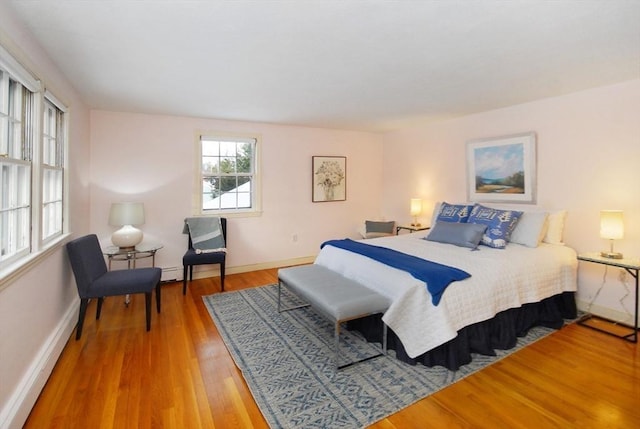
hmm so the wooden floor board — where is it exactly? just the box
[24,268,640,428]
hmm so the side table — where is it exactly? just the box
[396,225,430,235]
[103,242,163,305]
[577,252,639,343]
[103,241,163,270]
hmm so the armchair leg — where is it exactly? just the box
[76,298,89,340]
[156,283,161,313]
[220,262,225,292]
[145,292,152,331]
[96,297,104,319]
[182,265,188,295]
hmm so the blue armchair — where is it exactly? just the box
[66,234,162,340]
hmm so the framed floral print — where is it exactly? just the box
[312,156,346,202]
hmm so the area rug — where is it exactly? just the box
[203,285,558,429]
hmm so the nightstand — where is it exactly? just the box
[396,225,430,235]
[577,252,639,343]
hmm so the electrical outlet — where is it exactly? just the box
[292,234,298,243]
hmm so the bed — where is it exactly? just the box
[315,205,578,370]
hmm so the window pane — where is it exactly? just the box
[0,162,31,261]
[41,100,64,241]
[200,136,257,213]
[236,143,252,173]
[201,140,219,156]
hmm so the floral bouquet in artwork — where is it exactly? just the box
[315,160,345,201]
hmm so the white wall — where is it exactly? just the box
[89,111,384,277]
[381,79,640,318]
[0,3,91,428]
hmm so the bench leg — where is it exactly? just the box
[382,323,388,355]
[335,322,341,371]
[277,279,311,313]
[335,317,387,371]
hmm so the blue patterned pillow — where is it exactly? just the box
[468,204,523,249]
[436,202,473,223]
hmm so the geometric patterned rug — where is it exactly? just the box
[203,285,557,429]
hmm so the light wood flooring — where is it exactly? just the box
[25,269,640,428]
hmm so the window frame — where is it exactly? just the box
[196,132,262,217]
[40,94,66,244]
[0,43,70,285]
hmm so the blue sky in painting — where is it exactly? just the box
[474,143,524,179]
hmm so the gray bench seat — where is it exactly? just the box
[277,264,390,370]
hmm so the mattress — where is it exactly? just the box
[314,232,577,358]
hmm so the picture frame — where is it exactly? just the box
[466,132,537,204]
[312,156,346,202]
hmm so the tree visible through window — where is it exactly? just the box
[200,136,258,212]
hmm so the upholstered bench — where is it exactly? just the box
[277,264,390,370]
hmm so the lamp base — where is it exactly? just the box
[111,225,143,250]
[601,250,623,259]
[411,222,422,227]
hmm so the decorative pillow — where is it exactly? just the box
[425,221,487,249]
[510,211,549,248]
[430,201,442,226]
[467,204,523,249]
[543,210,567,245]
[365,220,395,239]
[436,202,473,223]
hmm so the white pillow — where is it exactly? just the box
[510,211,549,247]
[543,210,567,245]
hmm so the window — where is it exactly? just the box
[0,70,33,265]
[199,135,260,214]
[0,44,68,273]
[41,98,65,241]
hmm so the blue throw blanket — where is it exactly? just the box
[321,239,470,306]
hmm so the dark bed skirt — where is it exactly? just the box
[347,291,577,371]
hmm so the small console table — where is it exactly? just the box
[577,252,639,343]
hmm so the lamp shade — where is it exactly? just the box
[600,210,624,240]
[410,198,422,216]
[109,202,145,226]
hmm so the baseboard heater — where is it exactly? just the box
[161,266,182,283]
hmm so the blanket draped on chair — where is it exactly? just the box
[184,217,226,253]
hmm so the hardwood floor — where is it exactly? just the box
[25,269,639,428]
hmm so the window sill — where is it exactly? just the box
[0,233,72,292]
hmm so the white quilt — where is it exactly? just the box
[314,232,577,358]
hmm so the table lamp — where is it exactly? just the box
[109,202,145,250]
[410,198,422,227]
[600,210,623,259]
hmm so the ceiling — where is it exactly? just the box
[7,0,640,132]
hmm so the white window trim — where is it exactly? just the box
[0,44,41,92]
[194,131,262,217]
[0,44,69,287]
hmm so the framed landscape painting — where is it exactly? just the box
[312,156,346,202]
[466,132,537,204]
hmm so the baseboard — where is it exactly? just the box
[190,255,316,281]
[0,300,79,429]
